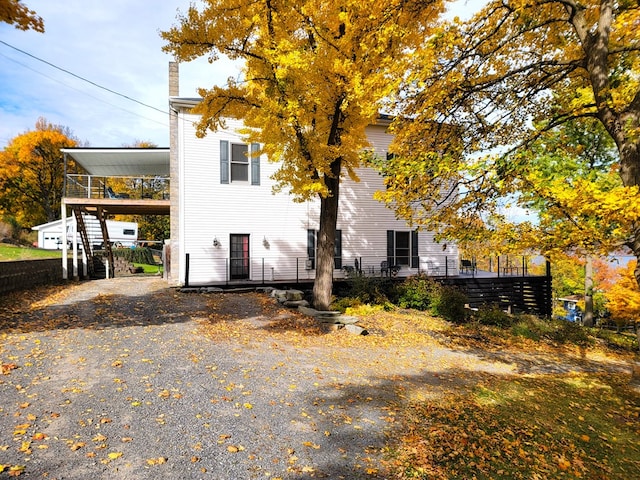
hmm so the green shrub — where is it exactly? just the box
[397,274,439,310]
[340,275,395,306]
[113,246,155,265]
[331,296,362,313]
[431,285,469,324]
[475,304,513,327]
[510,320,541,341]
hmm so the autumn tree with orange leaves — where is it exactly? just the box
[0,118,78,226]
[161,0,447,310]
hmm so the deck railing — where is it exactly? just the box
[65,174,170,200]
[182,253,546,286]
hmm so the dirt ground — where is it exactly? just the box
[0,277,633,479]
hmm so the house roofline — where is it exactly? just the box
[169,96,394,126]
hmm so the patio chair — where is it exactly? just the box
[460,259,476,274]
[381,260,400,277]
[425,260,441,276]
[380,260,389,276]
[106,186,130,199]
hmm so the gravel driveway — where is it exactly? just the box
[1,277,627,479]
[1,278,398,479]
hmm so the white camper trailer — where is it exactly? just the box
[33,216,138,250]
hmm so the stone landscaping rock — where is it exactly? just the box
[298,305,318,316]
[271,288,305,303]
[283,299,310,308]
[285,289,304,301]
[345,324,368,335]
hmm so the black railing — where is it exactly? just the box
[181,254,546,286]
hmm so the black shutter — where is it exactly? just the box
[411,230,419,268]
[307,229,316,269]
[334,229,342,270]
[220,140,229,184]
[251,143,260,185]
[387,230,394,265]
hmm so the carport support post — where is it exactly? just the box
[72,217,79,280]
[61,202,68,280]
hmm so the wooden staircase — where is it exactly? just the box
[71,207,115,279]
[71,207,96,278]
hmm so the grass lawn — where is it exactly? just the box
[388,371,639,479]
[132,262,163,274]
[0,245,164,275]
[0,243,62,261]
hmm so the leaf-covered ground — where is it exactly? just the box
[1,278,638,479]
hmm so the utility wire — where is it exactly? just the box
[0,50,169,129]
[0,39,169,116]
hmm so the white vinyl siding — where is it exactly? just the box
[175,113,459,285]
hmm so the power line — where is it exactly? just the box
[0,39,169,116]
[0,51,169,130]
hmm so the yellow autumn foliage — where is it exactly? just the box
[162,0,446,201]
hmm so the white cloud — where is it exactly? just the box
[0,0,240,148]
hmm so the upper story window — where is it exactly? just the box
[231,144,249,181]
[220,140,260,185]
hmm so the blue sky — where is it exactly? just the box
[0,0,240,148]
[0,0,484,150]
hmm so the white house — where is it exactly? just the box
[58,63,458,286]
[167,98,459,286]
[33,215,138,250]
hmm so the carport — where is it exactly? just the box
[60,148,170,280]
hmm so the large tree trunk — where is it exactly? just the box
[312,158,341,311]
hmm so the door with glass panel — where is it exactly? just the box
[230,234,250,279]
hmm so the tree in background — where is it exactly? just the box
[112,141,170,243]
[605,260,640,347]
[138,215,170,243]
[162,0,446,310]
[0,118,78,227]
[382,0,640,287]
[0,0,43,31]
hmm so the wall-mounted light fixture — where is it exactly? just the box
[213,237,221,247]
[263,236,270,249]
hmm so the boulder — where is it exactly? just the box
[285,289,305,301]
[345,324,368,335]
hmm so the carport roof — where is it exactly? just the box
[61,148,170,177]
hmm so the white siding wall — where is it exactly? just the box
[177,114,458,285]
